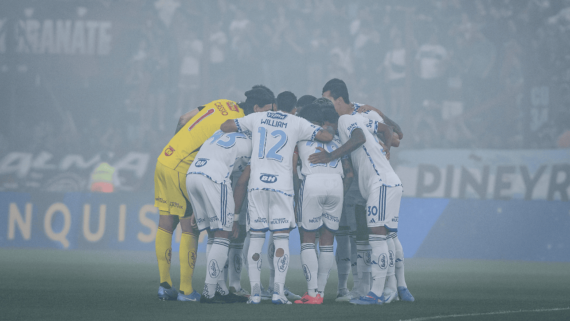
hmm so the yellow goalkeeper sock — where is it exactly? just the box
[179,232,198,295]
[155,227,173,287]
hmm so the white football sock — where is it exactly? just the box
[335,230,351,290]
[267,232,275,290]
[356,240,372,294]
[317,245,334,295]
[203,237,230,298]
[384,234,397,294]
[228,242,244,290]
[272,233,290,296]
[242,232,250,273]
[301,243,318,297]
[394,234,408,288]
[369,234,388,297]
[206,236,214,257]
[248,232,266,296]
[349,233,359,290]
[217,257,229,295]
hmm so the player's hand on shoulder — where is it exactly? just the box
[309,146,332,164]
[379,140,390,160]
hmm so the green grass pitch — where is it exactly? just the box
[1,249,569,321]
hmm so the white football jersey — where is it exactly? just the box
[352,103,388,156]
[353,102,385,124]
[187,130,252,184]
[234,110,322,196]
[297,135,344,178]
[337,113,401,198]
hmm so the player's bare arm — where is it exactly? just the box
[341,158,354,195]
[314,128,333,142]
[391,132,400,147]
[309,128,366,164]
[175,108,200,134]
[220,119,239,133]
[359,104,404,139]
[376,122,394,154]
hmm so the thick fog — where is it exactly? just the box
[1,0,569,193]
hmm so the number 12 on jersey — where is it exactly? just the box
[258,127,287,162]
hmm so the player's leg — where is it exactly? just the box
[336,204,360,302]
[350,185,389,305]
[228,224,247,295]
[178,173,200,301]
[246,190,269,304]
[154,162,180,300]
[394,233,414,301]
[156,213,179,300]
[295,176,320,303]
[335,227,351,296]
[265,232,275,299]
[178,215,199,299]
[269,192,295,305]
[199,180,246,303]
[299,230,318,299]
[382,233,398,302]
[317,178,342,299]
[354,204,372,296]
[317,228,334,297]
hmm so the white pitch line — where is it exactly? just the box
[399,307,570,321]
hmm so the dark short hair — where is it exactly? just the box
[297,103,323,125]
[321,106,340,124]
[296,95,317,108]
[322,78,350,104]
[239,85,275,115]
[276,91,297,113]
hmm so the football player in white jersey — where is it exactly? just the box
[317,80,407,303]
[186,128,253,304]
[293,99,354,304]
[311,80,406,305]
[186,87,276,304]
[221,91,333,305]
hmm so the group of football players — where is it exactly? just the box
[153,78,414,305]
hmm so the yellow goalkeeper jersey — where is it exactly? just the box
[157,99,244,173]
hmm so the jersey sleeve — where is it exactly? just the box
[338,114,361,137]
[365,119,380,135]
[234,114,255,133]
[361,110,385,124]
[297,118,322,141]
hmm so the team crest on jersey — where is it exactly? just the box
[378,253,387,270]
[302,264,311,281]
[277,254,289,272]
[208,259,220,278]
[259,173,278,183]
[266,112,288,120]
[164,145,175,156]
[226,101,239,112]
[194,158,208,167]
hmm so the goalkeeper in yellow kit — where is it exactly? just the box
[154,86,275,301]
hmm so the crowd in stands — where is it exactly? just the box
[3,0,570,158]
